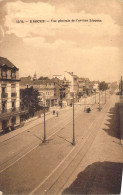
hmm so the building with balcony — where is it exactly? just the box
[0,57,25,133]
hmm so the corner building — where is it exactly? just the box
[0,57,21,133]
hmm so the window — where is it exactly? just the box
[1,69,7,78]
[2,101,7,112]
[1,84,7,93]
[12,100,16,110]
[1,84,8,98]
[11,84,16,93]
[11,70,16,79]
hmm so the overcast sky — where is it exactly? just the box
[0,0,123,82]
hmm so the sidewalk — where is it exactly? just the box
[0,106,72,143]
[0,95,101,144]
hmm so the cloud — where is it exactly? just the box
[0,0,122,82]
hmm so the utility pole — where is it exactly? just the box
[43,103,46,143]
[72,94,76,145]
[42,92,46,143]
[84,93,86,112]
[105,90,106,104]
[99,90,101,111]
[121,76,123,95]
[95,92,96,104]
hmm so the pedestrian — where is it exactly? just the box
[53,110,55,115]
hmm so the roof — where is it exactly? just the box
[20,77,55,88]
[0,57,19,70]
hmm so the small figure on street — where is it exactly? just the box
[56,111,58,117]
[53,110,55,115]
[87,107,91,113]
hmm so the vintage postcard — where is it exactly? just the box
[0,0,123,194]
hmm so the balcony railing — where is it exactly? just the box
[11,92,17,97]
[0,107,28,119]
[1,93,8,98]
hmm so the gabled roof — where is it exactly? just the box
[0,57,19,70]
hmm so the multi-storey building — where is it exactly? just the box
[20,77,57,107]
[77,78,86,97]
[64,71,79,104]
[51,77,70,107]
[0,57,24,133]
[34,83,57,107]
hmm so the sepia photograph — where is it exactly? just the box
[0,0,123,194]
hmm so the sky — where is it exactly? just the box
[0,0,123,82]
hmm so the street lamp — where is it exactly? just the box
[109,88,110,97]
[121,76,123,95]
[95,91,96,104]
[43,103,46,143]
[41,92,46,143]
[99,90,101,111]
[84,93,87,112]
[72,93,76,145]
[105,90,106,104]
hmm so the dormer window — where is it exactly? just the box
[1,68,7,79]
[11,70,16,79]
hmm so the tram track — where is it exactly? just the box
[0,104,86,174]
[29,100,111,195]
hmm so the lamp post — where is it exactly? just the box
[95,92,96,104]
[43,103,46,143]
[84,93,86,112]
[99,90,101,111]
[105,90,106,104]
[121,76,123,95]
[72,93,76,145]
[41,92,46,143]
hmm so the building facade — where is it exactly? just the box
[20,77,57,108]
[64,71,79,104]
[0,57,24,133]
[34,83,57,107]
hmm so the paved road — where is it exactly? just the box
[0,93,112,194]
[0,94,99,169]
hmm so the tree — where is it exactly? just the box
[20,87,41,117]
[99,81,108,91]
